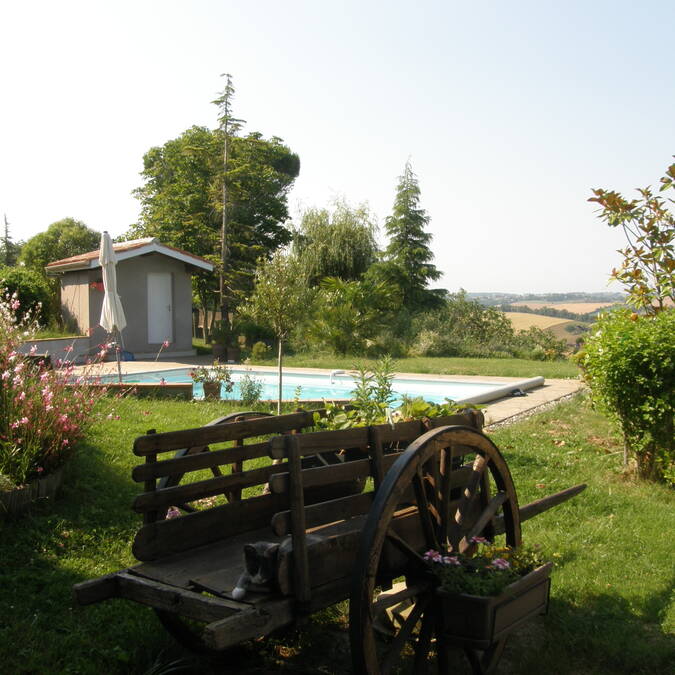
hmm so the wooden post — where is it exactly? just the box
[144,429,157,524]
[287,434,310,611]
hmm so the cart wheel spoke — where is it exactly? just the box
[381,594,431,675]
[385,529,428,569]
[459,491,507,552]
[413,471,440,551]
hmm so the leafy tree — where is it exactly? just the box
[375,161,443,310]
[1,215,21,266]
[589,160,675,313]
[308,277,399,355]
[130,126,300,337]
[18,218,99,325]
[240,252,311,414]
[0,266,52,323]
[19,218,99,274]
[293,199,378,285]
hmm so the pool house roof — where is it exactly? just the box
[45,238,214,274]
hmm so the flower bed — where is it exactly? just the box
[0,291,106,493]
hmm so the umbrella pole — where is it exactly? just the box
[114,327,123,384]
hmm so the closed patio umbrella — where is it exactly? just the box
[99,231,126,383]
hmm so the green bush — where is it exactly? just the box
[250,341,271,361]
[0,266,53,324]
[577,308,674,482]
[238,370,264,407]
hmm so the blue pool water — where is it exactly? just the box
[100,367,543,405]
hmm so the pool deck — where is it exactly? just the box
[79,356,585,427]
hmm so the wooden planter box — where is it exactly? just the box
[0,466,65,518]
[437,562,553,649]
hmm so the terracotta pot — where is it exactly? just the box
[211,343,227,362]
[0,465,65,518]
[202,381,221,400]
[437,562,553,649]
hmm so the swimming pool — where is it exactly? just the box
[100,367,544,405]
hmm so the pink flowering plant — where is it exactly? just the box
[189,361,234,390]
[423,537,545,596]
[0,291,106,488]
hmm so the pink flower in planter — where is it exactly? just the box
[491,558,511,570]
[442,556,461,566]
[1,370,10,381]
[166,506,181,519]
[36,466,44,474]
[10,299,20,310]
[423,549,443,563]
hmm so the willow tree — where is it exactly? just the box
[241,252,310,414]
[293,199,378,285]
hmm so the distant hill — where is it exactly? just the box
[468,291,626,307]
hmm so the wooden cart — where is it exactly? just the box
[73,408,585,674]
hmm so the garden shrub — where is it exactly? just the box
[0,266,53,324]
[577,308,674,482]
[250,341,271,361]
[238,369,264,407]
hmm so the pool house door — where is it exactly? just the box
[147,272,173,344]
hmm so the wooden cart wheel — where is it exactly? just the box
[349,425,521,675]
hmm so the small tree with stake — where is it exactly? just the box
[241,252,311,414]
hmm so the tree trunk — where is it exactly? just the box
[277,338,283,416]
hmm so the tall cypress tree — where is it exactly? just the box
[382,161,442,309]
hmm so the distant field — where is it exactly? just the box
[510,301,617,313]
[504,311,569,331]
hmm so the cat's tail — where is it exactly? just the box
[232,585,247,600]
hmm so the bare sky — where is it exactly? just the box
[1,0,673,293]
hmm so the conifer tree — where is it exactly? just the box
[381,161,442,310]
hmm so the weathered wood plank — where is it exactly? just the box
[116,571,239,622]
[203,599,295,650]
[369,420,424,445]
[272,491,375,537]
[131,441,271,482]
[492,484,587,535]
[73,572,120,605]
[133,492,288,561]
[132,526,278,588]
[133,411,315,455]
[269,457,371,494]
[269,427,370,460]
[132,463,287,513]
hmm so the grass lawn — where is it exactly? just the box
[0,395,672,673]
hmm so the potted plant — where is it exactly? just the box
[423,538,552,649]
[189,361,234,400]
